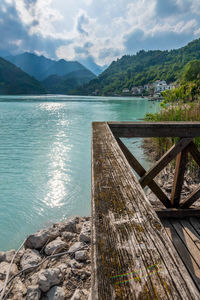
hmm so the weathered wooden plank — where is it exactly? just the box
[156,208,200,218]
[171,148,188,207]
[188,141,200,168]
[108,122,200,138]
[180,219,200,251]
[180,186,200,208]
[116,138,172,208]
[189,217,200,236]
[162,219,200,290]
[92,122,200,299]
[139,138,193,188]
[171,220,200,269]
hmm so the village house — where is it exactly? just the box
[122,88,130,93]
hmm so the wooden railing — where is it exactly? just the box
[109,122,200,216]
[91,121,200,299]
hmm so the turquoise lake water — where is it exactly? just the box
[0,95,159,251]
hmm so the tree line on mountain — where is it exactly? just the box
[0,53,96,95]
[1,38,200,95]
[72,38,200,96]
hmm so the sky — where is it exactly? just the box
[0,0,200,69]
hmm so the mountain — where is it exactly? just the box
[77,56,107,75]
[6,52,55,81]
[0,57,46,95]
[42,69,96,94]
[41,59,93,79]
[74,38,200,96]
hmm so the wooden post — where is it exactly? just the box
[171,148,188,207]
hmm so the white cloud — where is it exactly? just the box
[1,0,200,66]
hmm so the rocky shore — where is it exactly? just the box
[0,217,91,300]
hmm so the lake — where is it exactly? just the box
[0,95,159,251]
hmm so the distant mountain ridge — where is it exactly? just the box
[0,57,46,95]
[6,52,96,94]
[6,52,98,80]
[6,53,55,81]
[41,59,90,80]
[42,69,96,94]
[73,38,200,96]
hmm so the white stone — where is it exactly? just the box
[79,221,91,243]
[59,217,79,233]
[26,285,41,300]
[68,242,85,254]
[0,261,18,280]
[71,289,81,300]
[46,286,65,300]
[25,228,59,249]
[20,249,41,271]
[75,250,87,261]
[45,238,67,255]
[38,267,63,292]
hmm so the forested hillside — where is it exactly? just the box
[0,57,46,95]
[73,38,200,96]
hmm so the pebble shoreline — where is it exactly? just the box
[0,216,91,300]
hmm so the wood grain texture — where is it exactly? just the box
[162,219,200,290]
[92,122,200,299]
[139,138,193,188]
[180,187,200,208]
[108,122,200,138]
[171,149,188,207]
[188,141,200,168]
[156,208,200,218]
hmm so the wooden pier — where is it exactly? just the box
[91,122,200,299]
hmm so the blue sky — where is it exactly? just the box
[0,0,200,67]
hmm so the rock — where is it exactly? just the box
[20,249,41,271]
[75,250,87,261]
[0,261,18,280]
[5,249,16,262]
[68,259,82,269]
[59,217,80,233]
[46,286,65,300]
[57,263,68,274]
[26,285,41,300]
[0,252,5,262]
[79,221,91,243]
[38,267,63,292]
[11,277,27,298]
[71,289,81,300]
[24,228,59,249]
[0,280,4,291]
[68,242,85,254]
[27,273,39,286]
[45,238,67,255]
[0,249,16,263]
[62,232,76,242]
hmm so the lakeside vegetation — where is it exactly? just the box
[145,59,200,175]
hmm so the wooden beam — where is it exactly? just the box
[180,187,200,208]
[116,137,172,208]
[92,122,200,299]
[139,138,193,188]
[108,122,200,138]
[188,141,200,168]
[156,208,200,218]
[171,148,188,207]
